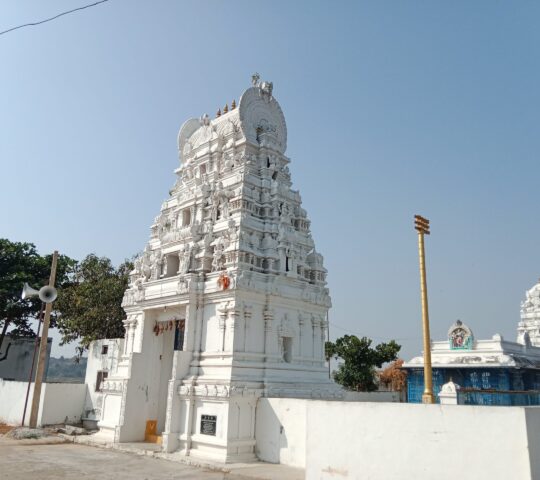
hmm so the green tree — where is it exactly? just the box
[0,238,75,356]
[325,335,401,392]
[55,254,133,355]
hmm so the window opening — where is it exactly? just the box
[282,337,293,363]
[165,254,179,277]
[174,320,186,351]
[96,371,108,392]
[182,209,191,226]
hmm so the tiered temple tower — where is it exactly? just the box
[96,75,340,462]
[517,279,540,346]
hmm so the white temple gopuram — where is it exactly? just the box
[93,75,341,462]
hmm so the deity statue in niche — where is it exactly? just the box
[201,179,211,205]
[214,183,234,219]
[279,202,293,227]
[224,219,238,245]
[448,320,473,350]
[143,249,161,280]
[451,328,466,348]
[177,276,190,294]
[261,189,270,204]
[179,245,192,274]
[223,153,234,172]
[262,233,277,250]
[202,221,214,249]
[212,238,226,271]
[277,222,287,242]
[134,277,145,301]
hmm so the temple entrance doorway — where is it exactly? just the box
[155,319,185,434]
[155,324,174,435]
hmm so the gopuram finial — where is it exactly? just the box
[199,113,210,126]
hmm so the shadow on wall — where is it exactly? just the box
[255,398,306,468]
[255,400,283,464]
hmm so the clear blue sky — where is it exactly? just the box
[1,1,539,359]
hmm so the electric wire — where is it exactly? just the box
[0,0,110,36]
[328,321,420,342]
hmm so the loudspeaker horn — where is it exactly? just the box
[39,286,57,304]
[21,283,58,304]
[21,283,40,300]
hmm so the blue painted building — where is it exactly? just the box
[403,319,540,405]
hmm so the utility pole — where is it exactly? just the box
[21,304,44,426]
[414,215,434,404]
[29,251,58,428]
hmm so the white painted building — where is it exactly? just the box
[82,338,123,428]
[90,75,341,462]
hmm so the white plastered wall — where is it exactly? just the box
[84,339,123,421]
[255,397,540,479]
[305,401,540,480]
[255,398,306,468]
[39,383,86,425]
[0,379,85,426]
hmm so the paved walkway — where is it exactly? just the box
[0,436,304,480]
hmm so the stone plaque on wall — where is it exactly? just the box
[200,414,217,436]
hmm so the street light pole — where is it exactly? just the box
[414,215,434,404]
[29,251,58,428]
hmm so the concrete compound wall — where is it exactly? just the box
[39,383,87,426]
[306,401,540,480]
[342,390,400,402]
[256,398,540,480]
[255,392,400,468]
[0,379,86,427]
[256,398,307,468]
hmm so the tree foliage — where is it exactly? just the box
[378,359,408,392]
[0,238,75,353]
[55,254,132,354]
[46,356,88,380]
[325,335,401,392]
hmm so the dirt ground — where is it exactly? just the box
[0,438,304,480]
[0,441,232,480]
[0,423,14,434]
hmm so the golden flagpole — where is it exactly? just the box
[414,215,434,404]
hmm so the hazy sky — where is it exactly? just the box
[1,1,539,359]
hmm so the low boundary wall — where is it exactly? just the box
[305,401,540,480]
[255,398,307,467]
[255,392,400,468]
[0,379,86,427]
[256,397,540,479]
